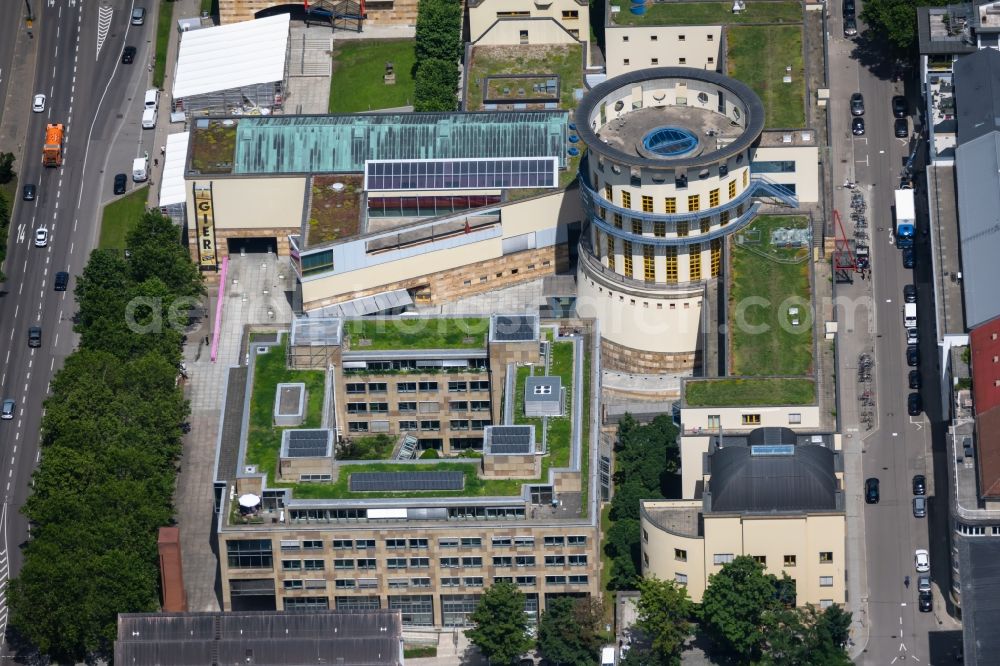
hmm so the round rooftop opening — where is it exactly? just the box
[642,126,699,157]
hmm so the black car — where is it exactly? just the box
[865,478,880,504]
[22,184,36,201]
[909,369,921,390]
[908,392,923,416]
[918,591,933,612]
[843,0,856,15]
[913,474,926,496]
[852,117,865,136]
[850,93,864,116]
[892,95,908,118]
[903,248,915,268]
[844,16,858,36]
[895,118,909,139]
[27,326,41,348]
[54,271,69,292]
[904,283,917,303]
[113,173,127,195]
[122,46,136,64]
[907,344,919,367]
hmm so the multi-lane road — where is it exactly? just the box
[0,0,156,650]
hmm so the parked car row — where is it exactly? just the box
[848,92,910,139]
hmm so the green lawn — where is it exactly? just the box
[329,40,417,113]
[466,44,584,112]
[344,317,489,350]
[245,342,327,482]
[685,377,816,406]
[289,461,526,499]
[99,186,148,249]
[612,0,801,26]
[728,25,805,128]
[152,0,173,89]
[579,347,591,509]
[730,215,813,376]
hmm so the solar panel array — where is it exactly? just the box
[349,471,465,492]
[491,315,536,342]
[365,158,557,191]
[488,426,534,454]
[285,430,331,458]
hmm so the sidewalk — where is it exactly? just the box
[0,8,38,192]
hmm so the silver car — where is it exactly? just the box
[917,574,931,593]
[913,496,927,518]
[1,399,14,420]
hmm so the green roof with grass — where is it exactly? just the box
[611,0,801,26]
[729,215,813,376]
[514,340,576,474]
[728,24,806,128]
[329,40,416,114]
[685,377,816,406]
[343,317,489,351]
[241,332,592,502]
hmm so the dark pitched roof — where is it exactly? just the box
[955,133,1000,329]
[955,48,1000,144]
[114,610,403,666]
[958,536,1000,664]
[706,431,840,513]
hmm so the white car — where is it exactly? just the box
[34,227,49,247]
[915,548,930,573]
[32,94,45,113]
[907,327,919,345]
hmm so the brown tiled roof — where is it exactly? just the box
[976,405,1000,498]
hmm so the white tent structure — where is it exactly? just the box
[172,14,290,118]
[158,131,190,226]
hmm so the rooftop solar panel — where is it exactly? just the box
[485,425,534,455]
[283,430,331,458]
[349,471,465,492]
[365,158,558,191]
[491,315,537,342]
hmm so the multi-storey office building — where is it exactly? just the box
[574,68,818,373]
[215,314,601,625]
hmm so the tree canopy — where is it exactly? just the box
[631,577,693,666]
[9,211,200,662]
[604,414,679,590]
[413,0,462,111]
[537,596,603,666]
[860,0,951,52]
[465,581,533,664]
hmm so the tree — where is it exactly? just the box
[466,582,533,664]
[633,577,693,666]
[860,0,950,52]
[537,596,603,666]
[699,556,781,660]
[414,58,459,112]
[414,0,463,64]
[605,518,641,591]
[0,151,14,183]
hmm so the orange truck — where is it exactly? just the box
[42,123,64,167]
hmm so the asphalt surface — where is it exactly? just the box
[0,0,156,654]
[827,9,963,664]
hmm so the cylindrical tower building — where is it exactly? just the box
[574,68,766,374]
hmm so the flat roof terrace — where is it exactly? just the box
[595,105,742,162]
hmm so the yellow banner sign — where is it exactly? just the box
[194,185,218,270]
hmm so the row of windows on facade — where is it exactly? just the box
[230,535,588,561]
[347,419,492,433]
[276,593,561,627]
[665,570,836,590]
[649,544,836,566]
[605,236,722,282]
[346,401,491,413]
[267,554,589,571]
[344,362,490,376]
[346,380,491,394]
[461,259,552,288]
[956,523,1000,536]
[622,56,714,67]
[620,33,715,43]
[601,179,747,216]
[276,536,587,551]
[286,505,530,523]
[598,207,745,239]
[700,413,803,427]
[282,574,591,592]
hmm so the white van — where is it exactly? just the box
[133,155,148,182]
[904,302,917,328]
[141,107,156,129]
[600,646,615,666]
[143,88,159,111]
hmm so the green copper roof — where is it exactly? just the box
[231,112,569,175]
